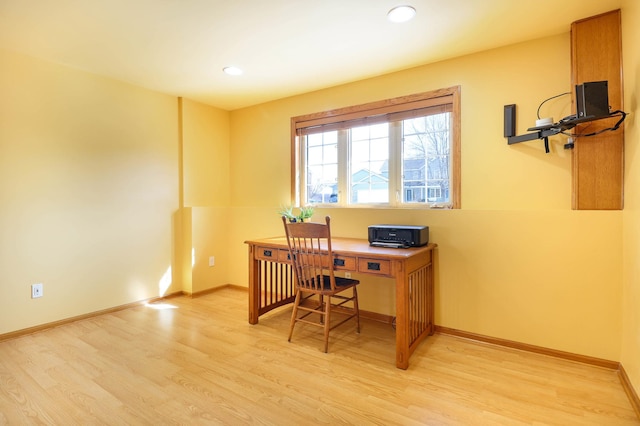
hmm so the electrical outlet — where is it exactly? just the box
[208,256,215,267]
[31,283,43,299]
[345,272,351,278]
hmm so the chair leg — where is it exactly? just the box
[288,291,302,342]
[353,286,360,334]
[323,295,331,353]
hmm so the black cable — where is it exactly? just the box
[561,111,627,138]
[537,92,571,119]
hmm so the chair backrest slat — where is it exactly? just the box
[282,216,336,292]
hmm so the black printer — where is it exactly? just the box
[368,224,429,248]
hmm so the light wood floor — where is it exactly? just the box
[0,287,638,425]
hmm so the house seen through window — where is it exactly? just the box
[292,86,460,209]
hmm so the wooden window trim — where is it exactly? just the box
[290,86,461,209]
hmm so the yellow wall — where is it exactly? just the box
[228,33,624,361]
[179,99,231,294]
[621,0,640,399]
[182,99,230,207]
[0,49,180,333]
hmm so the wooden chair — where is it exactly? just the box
[282,215,360,353]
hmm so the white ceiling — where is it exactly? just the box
[0,0,622,110]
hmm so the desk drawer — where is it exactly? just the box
[278,249,293,263]
[256,246,282,262]
[332,255,356,271]
[358,258,391,275]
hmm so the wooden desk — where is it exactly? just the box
[245,236,437,369]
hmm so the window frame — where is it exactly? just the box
[290,86,461,209]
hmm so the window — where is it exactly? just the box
[291,86,460,208]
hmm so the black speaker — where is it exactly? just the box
[576,81,609,119]
[504,104,516,137]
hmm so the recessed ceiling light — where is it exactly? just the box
[223,66,243,76]
[387,5,416,23]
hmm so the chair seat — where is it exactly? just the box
[318,275,359,291]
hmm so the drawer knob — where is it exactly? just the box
[334,258,345,267]
[367,262,381,271]
[263,249,272,257]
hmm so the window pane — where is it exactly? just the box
[307,146,323,165]
[350,124,389,204]
[323,144,337,163]
[305,131,338,204]
[295,87,459,209]
[402,112,451,204]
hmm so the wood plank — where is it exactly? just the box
[0,288,637,424]
[571,9,624,209]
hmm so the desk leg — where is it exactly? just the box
[395,256,434,369]
[395,261,409,370]
[428,263,435,336]
[248,245,260,324]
